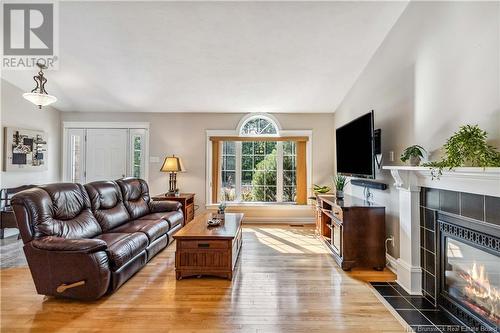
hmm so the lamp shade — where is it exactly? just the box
[160,155,185,172]
[23,92,57,107]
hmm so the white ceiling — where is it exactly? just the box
[2,1,408,113]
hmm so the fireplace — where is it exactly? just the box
[438,213,500,332]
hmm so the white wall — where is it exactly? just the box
[61,112,335,219]
[334,1,500,258]
[0,79,62,188]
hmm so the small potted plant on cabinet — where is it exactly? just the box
[401,145,426,166]
[332,175,348,199]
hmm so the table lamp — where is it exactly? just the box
[160,155,185,196]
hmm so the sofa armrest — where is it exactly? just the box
[32,236,107,254]
[25,241,111,300]
[149,200,182,213]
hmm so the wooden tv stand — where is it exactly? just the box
[315,194,386,271]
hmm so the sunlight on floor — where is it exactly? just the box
[245,226,330,254]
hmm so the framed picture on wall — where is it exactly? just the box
[3,127,48,171]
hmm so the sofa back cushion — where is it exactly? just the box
[85,181,130,231]
[116,178,151,219]
[11,183,102,242]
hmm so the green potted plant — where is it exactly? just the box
[400,145,426,166]
[332,174,348,199]
[423,125,500,178]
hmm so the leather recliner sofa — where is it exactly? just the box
[11,178,183,300]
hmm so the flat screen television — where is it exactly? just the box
[336,111,375,179]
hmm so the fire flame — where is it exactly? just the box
[461,263,500,324]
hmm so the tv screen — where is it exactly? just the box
[336,111,375,179]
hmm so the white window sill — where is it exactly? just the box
[205,203,313,210]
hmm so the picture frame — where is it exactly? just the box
[4,127,48,171]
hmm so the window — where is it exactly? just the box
[218,140,300,203]
[129,129,147,180]
[211,113,307,205]
[221,141,236,201]
[240,116,278,135]
[132,136,143,178]
[240,141,277,202]
[282,141,297,202]
[66,128,85,184]
[69,131,84,183]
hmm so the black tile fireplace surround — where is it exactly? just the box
[420,188,500,332]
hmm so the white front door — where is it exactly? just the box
[85,129,128,183]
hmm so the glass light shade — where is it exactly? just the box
[23,92,57,107]
[160,155,185,172]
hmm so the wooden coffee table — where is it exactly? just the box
[173,212,243,280]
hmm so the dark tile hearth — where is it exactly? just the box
[370,282,474,333]
[372,284,401,296]
[405,296,435,310]
[384,296,414,310]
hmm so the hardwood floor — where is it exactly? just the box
[1,225,404,332]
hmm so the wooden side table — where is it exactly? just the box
[152,193,195,224]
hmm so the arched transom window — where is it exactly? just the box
[239,115,279,136]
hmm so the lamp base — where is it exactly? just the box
[167,172,178,196]
[166,190,176,196]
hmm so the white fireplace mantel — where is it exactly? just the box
[384,166,500,197]
[382,166,500,295]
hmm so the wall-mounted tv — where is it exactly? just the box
[335,111,375,179]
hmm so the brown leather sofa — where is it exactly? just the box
[0,185,36,239]
[11,178,183,300]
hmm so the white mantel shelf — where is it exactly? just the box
[381,166,500,295]
[383,166,500,197]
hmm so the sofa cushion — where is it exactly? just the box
[12,183,102,240]
[116,178,151,219]
[85,181,130,231]
[109,219,169,242]
[139,211,183,229]
[95,232,148,271]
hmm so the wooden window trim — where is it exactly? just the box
[295,141,307,205]
[211,140,220,204]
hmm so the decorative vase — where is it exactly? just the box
[215,210,225,221]
[410,156,421,166]
[336,190,344,199]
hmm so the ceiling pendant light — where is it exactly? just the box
[22,62,57,109]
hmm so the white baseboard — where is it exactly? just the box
[396,258,423,295]
[385,253,398,274]
[385,254,423,295]
[243,217,315,224]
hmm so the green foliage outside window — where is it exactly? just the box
[220,141,297,202]
[250,148,277,201]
